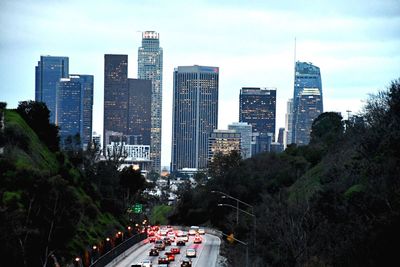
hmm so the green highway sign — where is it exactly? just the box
[133,203,142,214]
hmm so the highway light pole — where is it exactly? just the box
[211,190,254,224]
[217,203,257,247]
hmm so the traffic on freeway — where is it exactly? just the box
[109,225,221,267]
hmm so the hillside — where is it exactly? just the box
[0,109,124,267]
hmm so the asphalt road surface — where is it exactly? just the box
[108,233,221,267]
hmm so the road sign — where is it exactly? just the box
[133,203,142,214]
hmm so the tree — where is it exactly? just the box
[16,101,59,151]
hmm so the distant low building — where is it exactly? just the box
[208,129,241,162]
[106,142,152,173]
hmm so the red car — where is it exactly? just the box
[170,247,180,254]
[149,236,157,242]
[165,251,175,261]
[194,236,202,244]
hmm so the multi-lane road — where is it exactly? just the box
[107,230,221,267]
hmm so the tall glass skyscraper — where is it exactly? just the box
[35,55,69,123]
[103,54,129,147]
[171,65,219,172]
[56,74,93,149]
[138,31,163,172]
[239,87,276,141]
[292,61,323,145]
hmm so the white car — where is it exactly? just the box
[141,259,152,267]
[198,228,205,235]
[186,248,196,258]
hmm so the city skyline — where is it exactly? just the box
[1,0,399,167]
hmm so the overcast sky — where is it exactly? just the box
[1,0,399,167]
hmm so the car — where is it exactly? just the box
[165,251,175,261]
[163,237,172,246]
[158,256,169,264]
[170,247,180,254]
[176,240,185,246]
[180,258,192,267]
[186,248,196,258]
[141,259,152,267]
[149,248,159,256]
[155,240,165,250]
[198,228,205,235]
[188,226,199,235]
[149,236,157,242]
[156,265,168,267]
[167,231,175,241]
[193,236,202,244]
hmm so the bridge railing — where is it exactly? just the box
[89,232,146,267]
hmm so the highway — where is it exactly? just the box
[107,231,221,267]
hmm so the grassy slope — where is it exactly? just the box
[3,110,124,256]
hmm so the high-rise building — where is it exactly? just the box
[285,98,293,147]
[138,31,163,172]
[277,127,285,144]
[292,61,323,145]
[208,130,241,162]
[228,122,252,159]
[56,74,93,149]
[128,79,152,145]
[171,65,219,172]
[103,54,129,147]
[295,88,323,145]
[239,87,276,144]
[35,56,69,123]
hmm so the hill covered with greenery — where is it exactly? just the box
[0,102,142,267]
[169,79,400,266]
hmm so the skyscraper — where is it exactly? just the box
[285,98,293,147]
[103,54,128,147]
[239,87,276,140]
[171,65,219,172]
[138,31,163,172]
[228,122,252,159]
[292,61,323,145]
[35,55,69,123]
[128,79,152,145]
[295,88,323,145]
[56,75,94,149]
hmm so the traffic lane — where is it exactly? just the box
[193,234,221,267]
[111,239,153,267]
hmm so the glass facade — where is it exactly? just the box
[35,56,69,123]
[56,75,93,149]
[292,62,323,145]
[138,31,163,172]
[103,54,129,148]
[239,87,276,141]
[56,77,81,145]
[128,79,152,145]
[172,65,219,172]
[228,122,252,159]
[208,130,241,162]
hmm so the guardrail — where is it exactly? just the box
[89,232,146,267]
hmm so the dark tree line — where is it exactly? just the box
[0,101,149,266]
[169,78,400,266]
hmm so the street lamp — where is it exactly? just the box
[217,203,257,247]
[211,190,254,224]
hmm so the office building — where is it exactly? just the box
[103,54,129,147]
[285,98,293,147]
[208,130,241,162]
[35,56,69,123]
[277,127,285,145]
[294,87,323,145]
[171,65,219,172]
[292,61,323,145]
[56,75,93,149]
[128,79,152,145]
[138,31,163,172]
[239,87,276,141]
[228,122,252,159]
